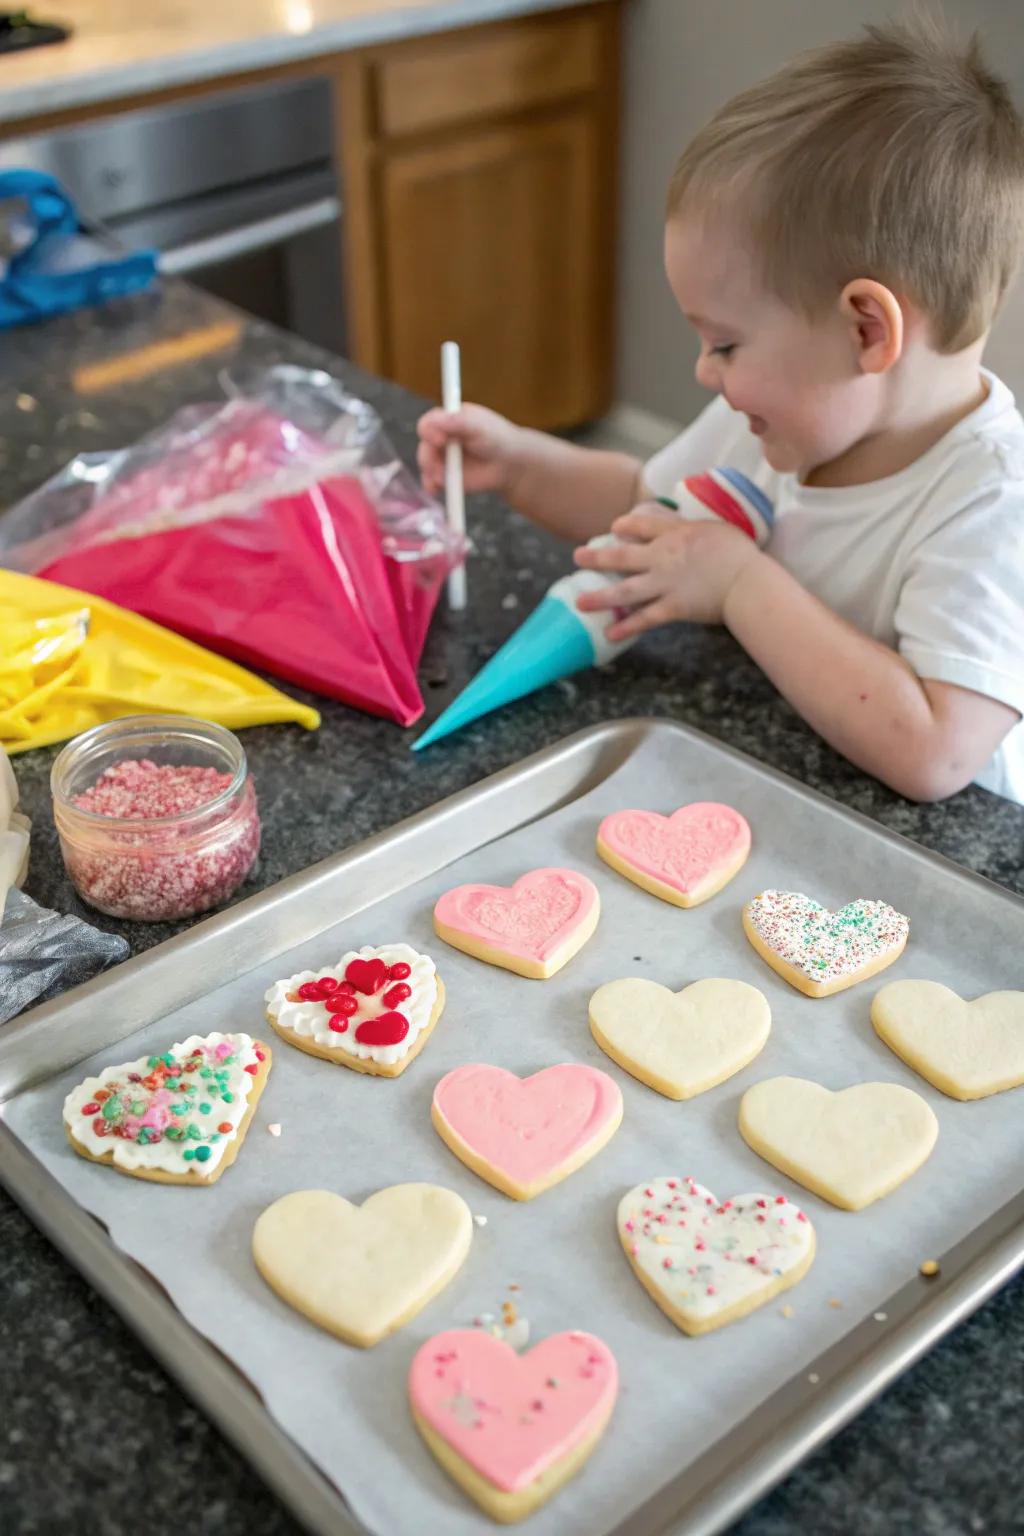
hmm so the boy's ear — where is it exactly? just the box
[839,279,903,374]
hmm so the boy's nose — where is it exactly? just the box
[694,349,720,392]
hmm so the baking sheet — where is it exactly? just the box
[4,726,1024,1536]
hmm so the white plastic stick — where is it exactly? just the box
[441,340,466,610]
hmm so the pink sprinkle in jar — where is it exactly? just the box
[51,716,260,922]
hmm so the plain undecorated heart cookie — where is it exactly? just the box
[264,943,444,1077]
[597,802,751,907]
[618,1176,815,1334]
[743,890,909,997]
[872,979,1024,1101]
[433,867,599,979]
[432,1063,622,1199]
[410,1327,617,1522]
[738,1076,938,1210]
[62,1032,271,1185]
[589,977,770,1099]
[252,1184,472,1347]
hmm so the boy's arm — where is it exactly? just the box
[505,430,645,542]
[724,557,1020,801]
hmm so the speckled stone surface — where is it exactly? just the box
[1,282,1022,1536]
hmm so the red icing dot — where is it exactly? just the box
[354,1011,409,1047]
[345,957,388,995]
[298,981,326,1002]
[93,1088,110,1103]
[382,982,412,1008]
[218,1121,233,1134]
[317,977,339,995]
[329,1019,349,1034]
[254,1047,266,1062]
[81,1102,100,1116]
[387,961,411,981]
[326,993,358,1016]
[337,981,356,995]
[243,1063,258,1075]
[775,1196,786,1205]
[92,1118,109,1136]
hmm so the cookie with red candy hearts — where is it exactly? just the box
[62,1032,271,1186]
[264,943,445,1077]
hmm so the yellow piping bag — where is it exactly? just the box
[0,570,319,754]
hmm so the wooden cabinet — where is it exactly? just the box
[337,4,619,429]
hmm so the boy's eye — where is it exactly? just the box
[710,343,736,358]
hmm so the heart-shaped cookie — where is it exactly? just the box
[410,1327,617,1521]
[618,1176,815,1334]
[597,803,751,907]
[62,1032,271,1185]
[432,1063,622,1199]
[738,1076,938,1210]
[589,978,770,1099]
[433,867,599,979]
[252,1184,472,1347]
[872,979,1024,1101]
[743,890,909,997]
[264,943,444,1077]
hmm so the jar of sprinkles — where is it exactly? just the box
[51,716,260,922]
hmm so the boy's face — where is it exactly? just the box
[665,217,881,477]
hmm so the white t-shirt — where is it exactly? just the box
[645,369,1024,803]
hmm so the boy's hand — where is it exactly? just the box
[416,403,527,500]
[573,504,763,641]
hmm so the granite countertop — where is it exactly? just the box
[1,281,1022,1536]
[0,0,597,125]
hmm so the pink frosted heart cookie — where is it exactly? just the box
[432,1063,622,1199]
[410,1327,617,1520]
[618,1176,815,1334]
[433,867,599,978]
[597,802,751,907]
[264,943,444,1077]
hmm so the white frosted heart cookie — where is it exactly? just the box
[62,1032,271,1185]
[872,979,1024,1101]
[743,890,909,997]
[253,1184,472,1347]
[264,943,444,1077]
[596,802,751,908]
[589,978,770,1099]
[738,1076,938,1210]
[618,1177,815,1334]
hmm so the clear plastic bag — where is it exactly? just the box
[0,366,465,725]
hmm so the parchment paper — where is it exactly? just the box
[5,730,1024,1536]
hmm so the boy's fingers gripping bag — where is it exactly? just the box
[0,367,466,726]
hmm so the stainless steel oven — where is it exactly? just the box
[0,75,345,352]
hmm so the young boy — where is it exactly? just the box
[417,18,1024,804]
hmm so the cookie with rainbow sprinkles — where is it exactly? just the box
[742,890,908,997]
[62,1032,271,1185]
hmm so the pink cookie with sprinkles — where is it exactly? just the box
[617,1176,815,1334]
[742,890,908,997]
[264,943,445,1077]
[62,1032,271,1186]
[409,1327,618,1520]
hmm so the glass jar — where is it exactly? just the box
[51,716,260,922]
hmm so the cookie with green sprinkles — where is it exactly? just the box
[742,891,909,998]
[62,1033,272,1185]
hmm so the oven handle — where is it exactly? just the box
[157,195,341,275]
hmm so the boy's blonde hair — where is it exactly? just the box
[667,17,1024,352]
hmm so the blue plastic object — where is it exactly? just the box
[412,592,597,750]
[0,169,157,329]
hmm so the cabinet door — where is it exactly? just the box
[379,109,609,430]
